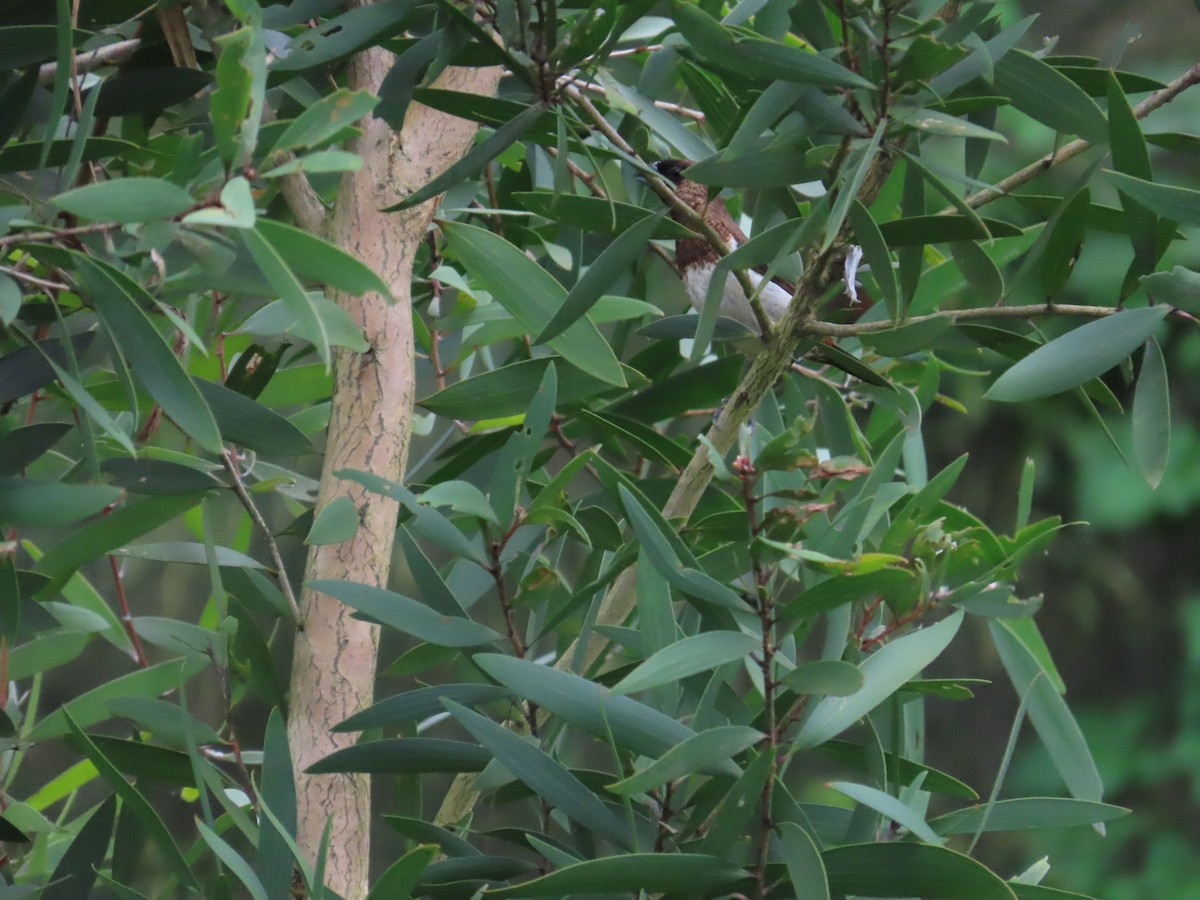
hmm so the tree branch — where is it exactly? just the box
[806,301,1120,336]
[953,59,1200,213]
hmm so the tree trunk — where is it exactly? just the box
[285,46,502,897]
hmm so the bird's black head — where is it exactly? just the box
[653,159,694,185]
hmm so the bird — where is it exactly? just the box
[653,158,794,334]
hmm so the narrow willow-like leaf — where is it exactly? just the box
[441,221,625,387]
[1131,337,1170,489]
[987,307,1168,401]
[481,854,746,898]
[309,579,501,646]
[778,821,830,900]
[989,621,1103,804]
[65,713,199,891]
[828,781,944,845]
[930,797,1128,835]
[444,700,633,849]
[606,726,761,796]
[794,611,963,750]
[52,177,193,223]
[823,843,1016,899]
[611,632,760,695]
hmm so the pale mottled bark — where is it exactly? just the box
[285,47,501,898]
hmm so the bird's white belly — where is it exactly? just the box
[683,264,792,332]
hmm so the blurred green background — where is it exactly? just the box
[922,3,1200,895]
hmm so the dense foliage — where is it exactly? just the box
[1,0,1198,897]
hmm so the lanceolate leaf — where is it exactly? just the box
[1131,337,1170,489]
[1105,170,1200,226]
[309,579,501,646]
[795,611,964,750]
[441,221,625,387]
[481,854,746,898]
[823,843,1016,899]
[70,254,223,454]
[52,177,193,223]
[444,700,634,850]
[986,307,1169,401]
[536,211,665,343]
[611,632,760,695]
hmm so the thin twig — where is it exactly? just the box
[564,78,706,121]
[110,556,149,667]
[38,38,141,84]
[0,267,71,292]
[954,59,1200,213]
[805,301,1128,337]
[0,222,121,251]
[221,450,302,623]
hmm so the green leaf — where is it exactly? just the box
[255,219,390,297]
[100,458,221,495]
[241,227,331,366]
[929,798,1128,835]
[778,821,830,900]
[111,542,264,568]
[308,579,501,646]
[536,212,665,343]
[481,853,746,898]
[682,133,811,188]
[894,107,1008,141]
[26,656,202,742]
[606,726,762,796]
[196,819,268,900]
[255,709,299,900]
[70,254,223,454]
[619,485,744,610]
[386,103,547,212]
[272,0,423,72]
[1132,337,1170,489]
[986,307,1169,401]
[673,2,870,88]
[828,781,944,845]
[180,175,256,228]
[306,496,360,545]
[513,192,692,237]
[878,215,1022,246]
[272,89,377,154]
[611,632,759,695]
[441,221,624,387]
[210,27,256,168]
[337,469,488,564]
[335,684,511,732]
[1039,187,1091,297]
[194,378,314,457]
[0,480,119,527]
[43,795,115,900]
[64,713,199,891]
[365,845,438,900]
[1104,170,1200,226]
[849,201,898,317]
[795,610,964,750]
[1107,74,1158,272]
[474,654,731,767]
[306,738,491,774]
[236,295,368,352]
[825,124,886,251]
[444,700,633,849]
[823,843,1016,899]
[781,660,865,697]
[989,621,1103,804]
[993,49,1108,144]
[52,177,193,224]
[0,272,22,326]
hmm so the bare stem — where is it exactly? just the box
[221,450,301,623]
[806,301,1127,337]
